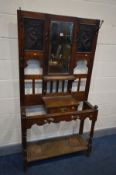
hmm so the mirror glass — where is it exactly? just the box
[48,21,73,74]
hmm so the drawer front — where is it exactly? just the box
[47,106,77,114]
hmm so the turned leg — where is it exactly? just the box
[87,119,96,156]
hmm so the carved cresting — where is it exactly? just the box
[77,24,97,52]
[24,18,44,50]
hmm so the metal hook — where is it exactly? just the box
[99,20,104,30]
[96,20,104,34]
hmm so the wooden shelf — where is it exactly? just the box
[43,75,76,81]
[42,95,79,109]
[24,75,42,80]
[27,135,88,162]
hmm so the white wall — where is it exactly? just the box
[0,0,116,147]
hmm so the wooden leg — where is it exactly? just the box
[87,119,96,156]
[22,127,28,172]
[79,119,84,135]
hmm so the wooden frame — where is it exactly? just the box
[17,9,100,172]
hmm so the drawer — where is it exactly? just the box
[47,106,77,114]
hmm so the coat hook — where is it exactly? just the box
[95,20,104,34]
[99,20,104,30]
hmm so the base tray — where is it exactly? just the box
[27,135,88,162]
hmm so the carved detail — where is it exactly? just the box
[71,115,80,120]
[77,24,96,52]
[24,18,44,50]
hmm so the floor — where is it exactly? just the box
[0,134,116,175]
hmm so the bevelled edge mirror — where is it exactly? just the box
[47,21,73,74]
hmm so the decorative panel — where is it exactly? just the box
[77,24,97,52]
[24,18,44,50]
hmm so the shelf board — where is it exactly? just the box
[24,75,42,80]
[43,75,76,81]
[42,95,79,109]
[27,135,88,162]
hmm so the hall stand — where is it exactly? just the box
[17,9,102,172]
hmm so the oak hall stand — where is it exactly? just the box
[17,9,101,172]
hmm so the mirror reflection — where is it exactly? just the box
[48,21,73,74]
